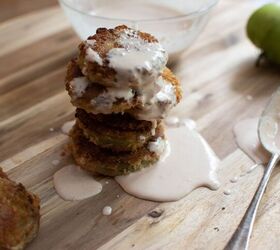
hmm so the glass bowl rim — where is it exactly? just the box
[58,0,219,23]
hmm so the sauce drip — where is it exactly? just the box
[133,76,177,121]
[69,77,89,99]
[90,87,134,114]
[116,125,220,202]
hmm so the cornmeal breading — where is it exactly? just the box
[76,108,163,152]
[0,168,40,250]
[77,25,166,88]
[65,59,139,114]
[69,124,164,176]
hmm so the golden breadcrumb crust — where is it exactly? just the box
[0,168,40,250]
[65,59,139,114]
[65,60,182,116]
[69,124,164,176]
[77,25,160,88]
[76,108,163,152]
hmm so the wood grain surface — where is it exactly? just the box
[1,1,280,249]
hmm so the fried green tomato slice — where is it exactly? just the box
[0,168,40,250]
[75,109,162,152]
[77,25,168,88]
[127,67,182,121]
[65,59,139,114]
[69,124,164,176]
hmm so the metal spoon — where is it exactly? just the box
[225,88,280,250]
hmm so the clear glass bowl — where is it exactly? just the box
[59,0,218,63]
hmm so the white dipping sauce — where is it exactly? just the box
[116,125,220,202]
[133,76,177,121]
[90,87,134,114]
[165,116,197,130]
[223,189,231,195]
[102,206,112,216]
[247,164,258,173]
[179,119,197,130]
[164,116,180,126]
[91,2,182,20]
[69,77,89,98]
[86,47,103,65]
[107,29,168,87]
[148,137,166,156]
[233,118,270,164]
[61,120,75,135]
[230,176,239,183]
[53,165,102,201]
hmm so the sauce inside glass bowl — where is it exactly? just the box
[90,1,183,20]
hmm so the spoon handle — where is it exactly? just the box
[224,153,280,250]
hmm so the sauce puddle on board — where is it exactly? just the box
[55,118,220,202]
[53,165,102,201]
[91,1,183,21]
[233,118,270,164]
[116,124,220,202]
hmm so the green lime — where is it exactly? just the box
[247,3,280,64]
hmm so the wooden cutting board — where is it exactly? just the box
[1,1,280,249]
